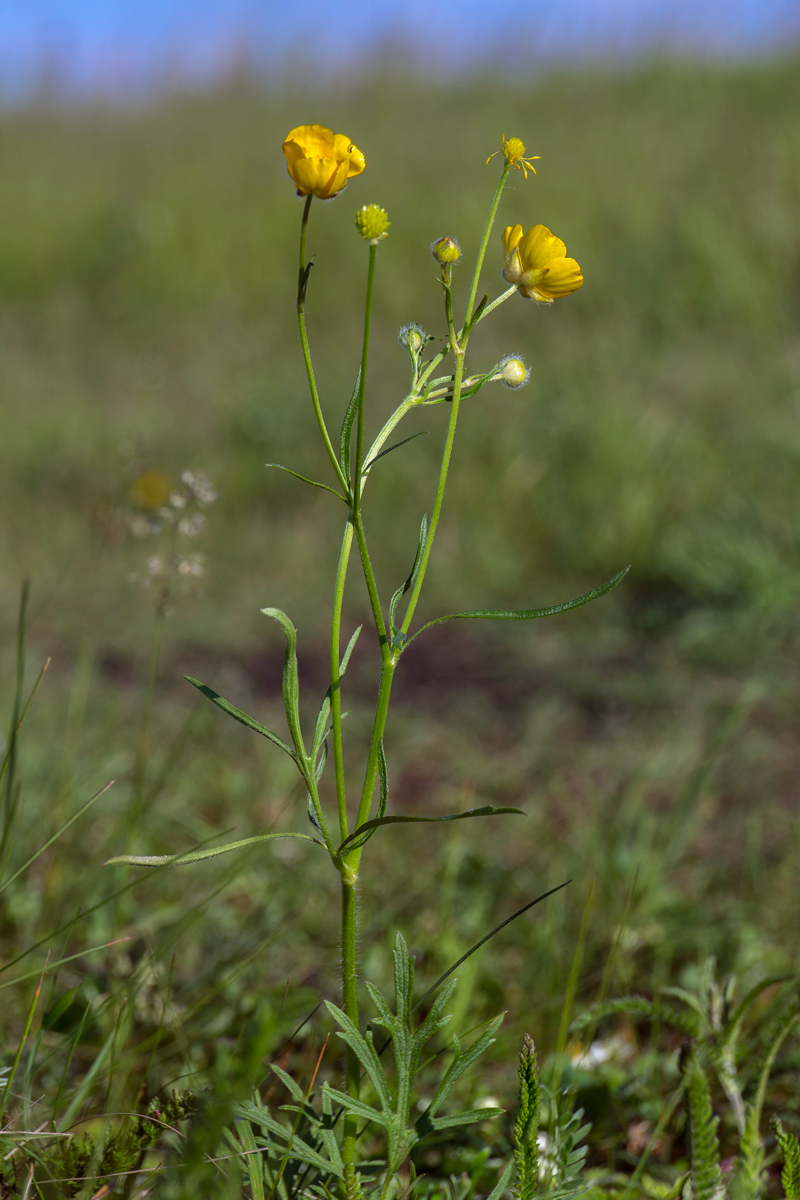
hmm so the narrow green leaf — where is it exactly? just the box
[338,805,523,856]
[322,1083,389,1129]
[340,367,361,482]
[427,1107,504,1132]
[362,431,428,475]
[266,463,346,502]
[390,515,428,638]
[324,1001,393,1110]
[406,566,630,645]
[104,831,322,868]
[260,608,308,766]
[311,625,361,761]
[465,293,489,334]
[184,676,296,761]
[484,1160,515,1200]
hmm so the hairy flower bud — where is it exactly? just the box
[499,355,530,389]
[356,204,390,243]
[398,323,427,354]
[431,237,461,265]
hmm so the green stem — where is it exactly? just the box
[465,161,512,325]
[400,164,512,634]
[331,519,355,845]
[341,875,360,1166]
[467,284,517,328]
[353,244,377,506]
[297,195,350,495]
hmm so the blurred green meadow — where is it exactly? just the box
[1,56,800,1192]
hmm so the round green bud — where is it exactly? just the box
[499,355,530,389]
[431,236,461,265]
[398,323,427,354]
[356,204,390,244]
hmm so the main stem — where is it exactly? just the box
[340,241,381,1171]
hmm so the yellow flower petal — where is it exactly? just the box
[519,224,566,271]
[502,224,524,257]
[282,124,364,198]
[533,257,584,299]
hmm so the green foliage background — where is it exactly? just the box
[0,57,799,1187]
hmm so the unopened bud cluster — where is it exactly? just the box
[398,323,427,355]
[431,237,461,266]
[356,204,390,244]
[499,355,531,389]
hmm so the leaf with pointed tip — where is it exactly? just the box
[484,1159,515,1200]
[390,515,428,638]
[184,677,296,762]
[344,739,390,854]
[406,567,630,645]
[311,625,362,760]
[266,463,346,502]
[362,431,428,475]
[104,831,322,868]
[340,367,361,482]
[424,1107,504,1133]
[321,1084,389,1129]
[261,607,307,766]
[338,805,524,856]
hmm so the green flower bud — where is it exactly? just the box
[398,323,427,354]
[356,204,390,244]
[499,355,530,389]
[431,236,461,265]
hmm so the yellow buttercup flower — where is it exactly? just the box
[282,124,365,199]
[502,223,583,304]
[130,470,171,509]
[487,135,541,179]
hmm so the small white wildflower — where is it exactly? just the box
[128,515,153,539]
[147,556,164,577]
[170,491,187,509]
[181,469,217,507]
[178,513,206,538]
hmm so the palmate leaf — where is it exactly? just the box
[105,830,323,868]
[184,677,296,762]
[337,805,524,856]
[405,566,630,646]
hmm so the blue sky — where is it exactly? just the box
[1,0,798,98]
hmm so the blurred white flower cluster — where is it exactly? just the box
[124,468,217,611]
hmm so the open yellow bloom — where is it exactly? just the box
[282,124,365,199]
[502,223,583,303]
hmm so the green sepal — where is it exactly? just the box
[389,515,428,639]
[266,462,346,502]
[104,831,323,868]
[338,804,523,856]
[184,676,296,762]
[340,367,361,484]
[406,566,630,645]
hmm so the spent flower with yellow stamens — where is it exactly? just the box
[356,204,390,244]
[487,135,541,179]
[282,124,365,199]
[502,223,583,304]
